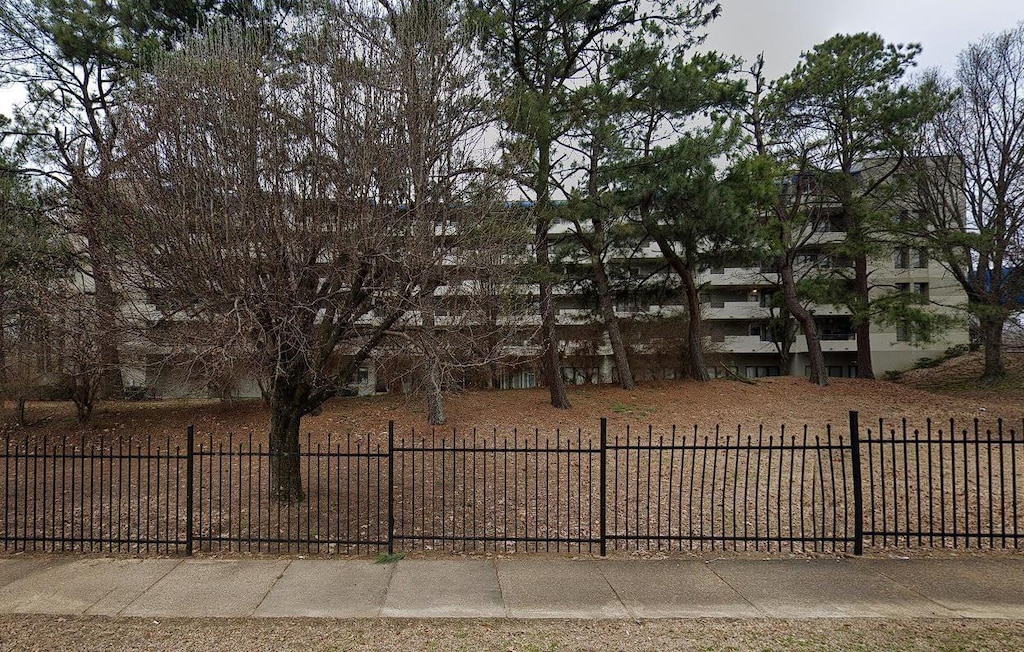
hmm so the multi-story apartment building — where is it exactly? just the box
[535,172,970,386]
[532,236,968,388]
[132,216,968,396]
[696,247,968,381]
[72,174,970,398]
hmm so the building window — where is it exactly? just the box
[748,323,771,341]
[819,316,854,340]
[502,371,537,390]
[796,253,817,267]
[710,266,725,274]
[563,367,589,385]
[895,247,928,269]
[745,365,780,378]
[615,298,647,313]
[913,248,928,269]
[897,281,928,300]
[802,365,842,377]
[894,247,910,269]
[896,321,910,342]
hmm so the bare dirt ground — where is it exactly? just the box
[1,615,1022,651]
[2,351,1022,444]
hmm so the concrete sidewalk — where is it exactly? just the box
[1,556,1023,619]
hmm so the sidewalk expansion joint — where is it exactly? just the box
[491,560,511,619]
[115,558,184,617]
[595,563,639,623]
[251,560,291,616]
[705,561,762,616]
[376,560,398,618]
[874,569,958,616]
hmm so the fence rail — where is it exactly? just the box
[2,412,1022,556]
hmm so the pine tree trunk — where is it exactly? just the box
[584,126,634,390]
[782,262,828,386]
[535,137,569,409]
[649,232,707,382]
[679,267,708,381]
[537,240,569,409]
[854,253,874,379]
[269,403,305,503]
[593,261,635,389]
[78,178,123,399]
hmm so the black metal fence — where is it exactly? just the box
[2,412,1022,556]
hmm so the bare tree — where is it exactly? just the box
[903,24,1024,381]
[115,3,526,499]
[358,0,533,425]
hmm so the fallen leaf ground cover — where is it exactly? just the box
[2,351,1021,445]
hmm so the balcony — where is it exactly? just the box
[697,267,774,286]
[789,335,857,354]
[715,335,777,354]
[703,301,769,320]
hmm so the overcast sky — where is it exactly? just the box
[1,1,1022,119]
[705,0,1023,79]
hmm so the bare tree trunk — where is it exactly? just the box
[92,264,123,398]
[781,261,829,386]
[72,378,95,423]
[269,402,305,503]
[853,253,874,379]
[420,304,447,425]
[425,356,446,425]
[980,315,1006,381]
[592,261,635,389]
[16,397,26,427]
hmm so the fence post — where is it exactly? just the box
[388,420,395,555]
[186,425,194,557]
[849,411,863,556]
[599,417,607,557]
